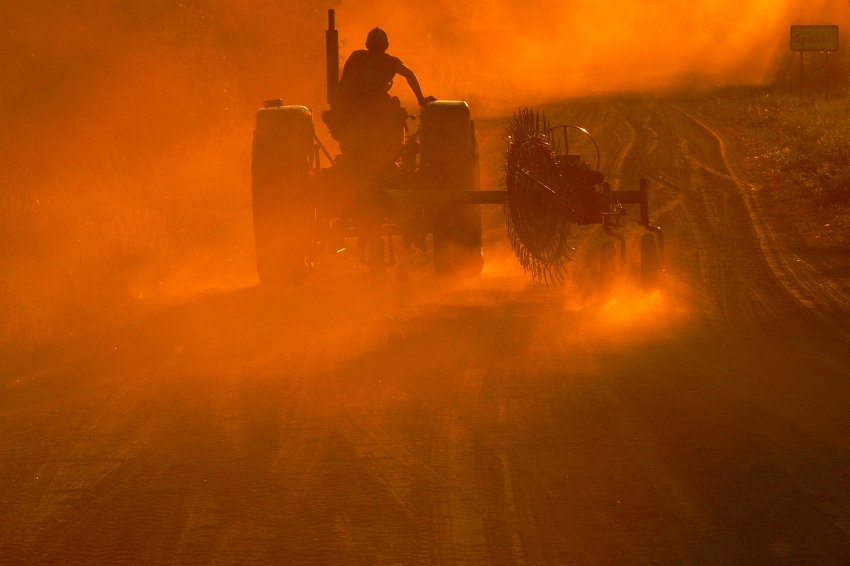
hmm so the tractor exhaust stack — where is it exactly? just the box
[326,9,339,105]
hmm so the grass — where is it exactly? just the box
[703,85,850,205]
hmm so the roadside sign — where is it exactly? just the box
[790,25,839,51]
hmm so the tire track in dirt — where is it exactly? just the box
[7,98,850,564]
[329,102,648,565]
[338,397,499,564]
[664,104,754,321]
[608,101,728,314]
[672,105,850,339]
[0,288,399,564]
[332,305,543,564]
[618,101,792,324]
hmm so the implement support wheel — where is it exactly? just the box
[640,233,658,289]
[600,241,617,293]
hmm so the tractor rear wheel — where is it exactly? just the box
[365,235,387,286]
[421,102,484,280]
[640,233,659,289]
[251,105,315,287]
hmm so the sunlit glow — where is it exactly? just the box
[600,289,667,324]
[590,279,692,338]
[340,0,848,114]
[0,1,845,350]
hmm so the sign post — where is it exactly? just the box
[790,25,839,89]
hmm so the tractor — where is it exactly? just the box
[250,10,663,287]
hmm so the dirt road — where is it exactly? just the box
[3,99,850,564]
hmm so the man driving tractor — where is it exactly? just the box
[323,27,436,173]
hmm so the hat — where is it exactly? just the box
[366,27,388,45]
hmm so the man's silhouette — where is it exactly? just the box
[324,28,435,171]
[338,27,436,110]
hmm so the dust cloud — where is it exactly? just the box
[1,1,332,350]
[340,0,849,112]
[0,0,846,352]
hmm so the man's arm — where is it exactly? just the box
[396,63,437,106]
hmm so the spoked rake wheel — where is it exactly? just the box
[504,108,574,284]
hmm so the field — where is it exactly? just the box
[4,94,850,562]
[5,85,850,354]
[4,3,850,559]
[694,86,850,288]
[702,85,850,202]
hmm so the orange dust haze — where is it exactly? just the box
[0,0,847,350]
[339,0,850,113]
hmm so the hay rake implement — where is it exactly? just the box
[250,11,663,287]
